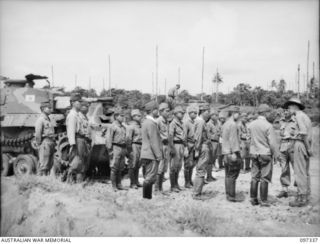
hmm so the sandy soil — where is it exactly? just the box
[1,129,320,237]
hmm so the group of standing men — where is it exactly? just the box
[35,91,313,207]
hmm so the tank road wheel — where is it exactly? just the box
[13,154,36,177]
[1,153,12,176]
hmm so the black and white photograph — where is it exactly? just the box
[0,0,319,240]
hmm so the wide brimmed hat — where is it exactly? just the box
[283,97,305,110]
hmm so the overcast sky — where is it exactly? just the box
[0,0,318,95]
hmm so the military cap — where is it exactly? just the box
[247,114,254,120]
[209,108,218,116]
[188,104,198,114]
[283,97,305,110]
[257,104,271,113]
[143,100,159,112]
[227,106,240,113]
[131,109,141,117]
[159,103,169,111]
[113,107,125,115]
[199,103,209,111]
[70,93,82,102]
[173,106,185,114]
[40,101,51,108]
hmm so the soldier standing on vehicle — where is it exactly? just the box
[35,101,55,176]
[66,94,90,182]
[192,103,211,200]
[276,109,297,198]
[206,108,220,182]
[248,104,279,207]
[168,106,186,193]
[126,109,143,189]
[155,103,170,193]
[183,104,198,188]
[141,101,162,199]
[222,106,242,202]
[239,113,251,173]
[283,98,312,207]
[106,107,127,191]
[167,84,180,109]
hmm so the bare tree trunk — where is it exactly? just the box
[215,82,219,103]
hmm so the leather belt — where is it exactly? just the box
[162,140,168,145]
[112,143,126,148]
[132,142,142,145]
[211,139,219,142]
[173,140,184,144]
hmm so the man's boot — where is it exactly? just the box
[111,169,118,192]
[154,174,161,192]
[135,168,142,187]
[170,172,179,193]
[144,183,152,199]
[277,186,288,198]
[116,172,126,190]
[143,182,149,199]
[250,180,259,206]
[226,179,240,202]
[175,172,182,191]
[206,164,216,182]
[289,194,308,207]
[129,169,136,189]
[260,181,270,207]
[184,169,192,188]
[189,168,194,186]
[159,173,164,192]
[192,177,204,200]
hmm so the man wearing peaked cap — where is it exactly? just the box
[199,103,210,111]
[70,93,82,103]
[187,104,198,114]
[284,97,312,207]
[141,100,162,199]
[126,109,143,189]
[159,102,169,111]
[168,105,186,192]
[35,100,55,176]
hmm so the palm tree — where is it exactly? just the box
[212,70,223,103]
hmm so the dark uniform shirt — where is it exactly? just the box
[126,120,142,144]
[207,119,221,142]
[106,120,126,150]
[169,117,185,143]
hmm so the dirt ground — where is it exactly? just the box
[1,128,320,237]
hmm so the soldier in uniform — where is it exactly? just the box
[66,94,90,182]
[221,106,242,202]
[248,104,279,207]
[141,100,162,199]
[192,103,211,200]
[206,108,220,182]
[155,103,170,193]
[126,109,143,189]
[283,98,312,207]
[168,106,186,193]
[35,101,55,176]
[79,101,91,172]
[276,109,297,198]
[167,84,180,109]
[239,113,251,173]
[217,111,228,170]
[183,104,198,188]
[106,107,127,191]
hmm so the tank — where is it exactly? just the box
[0,74,66,177]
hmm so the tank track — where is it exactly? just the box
[1,133,34,153]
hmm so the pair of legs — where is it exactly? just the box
[128,144,142,189]
[142,159,159,199]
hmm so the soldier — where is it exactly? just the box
[155,103,170,193]
[217,111,228,170]
[248,104,279,207]
[239,113,251,173]
[126,109,143,189]
[79,101,91,177]
[35,101,55,176]
[283,98,312,207]
[141,101,162,199]
[221,106,242,202]
[206,108,220,181]
[276,109,297,198]
[66,94,90,182]
[167,84,180,109]
[168,106,186,193]
[106,107,127,191]
[192,103,211,200]
[183,104,198,188]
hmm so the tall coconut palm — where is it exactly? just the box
[212,70,223,103]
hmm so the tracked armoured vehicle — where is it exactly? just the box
[0,74,66,177]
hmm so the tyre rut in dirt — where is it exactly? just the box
[13,154,36,177]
